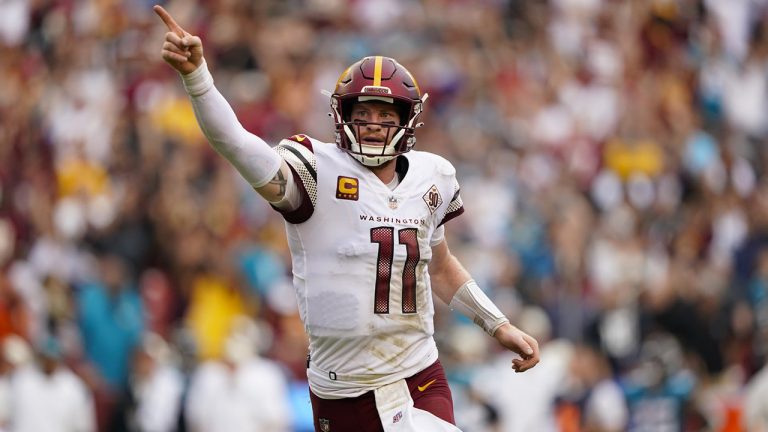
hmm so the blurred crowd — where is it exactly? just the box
[3,0,768,431]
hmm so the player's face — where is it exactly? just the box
[350,101,402,146]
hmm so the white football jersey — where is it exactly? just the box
[272,134,464,399]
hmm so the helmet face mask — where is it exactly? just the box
[330,56,425,167]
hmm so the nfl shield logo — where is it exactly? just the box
[319,418,331,432]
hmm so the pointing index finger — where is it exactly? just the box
[153,5,185,37]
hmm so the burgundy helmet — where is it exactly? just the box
[329,56,427,166]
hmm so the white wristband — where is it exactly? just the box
[449,280,509,336]
[181,60,214,97]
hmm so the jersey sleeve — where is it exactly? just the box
[437,174,464,227]
[430,225,445,246]
[270,134,318,224]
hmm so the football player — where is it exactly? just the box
[154,5,540,431]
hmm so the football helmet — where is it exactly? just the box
[328,56,427,167]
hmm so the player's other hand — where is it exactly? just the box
[154,5,203,75]
[493,323,540,373]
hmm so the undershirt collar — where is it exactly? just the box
[387,156,409,190]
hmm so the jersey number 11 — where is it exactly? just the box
[371,227,419,314]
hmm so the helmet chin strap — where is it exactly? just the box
[356,143,396,166]
[343,124,405,167]
[355,154,392,167]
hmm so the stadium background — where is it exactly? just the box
[2,0,768,430]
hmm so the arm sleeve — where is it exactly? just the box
[180,62,285,189]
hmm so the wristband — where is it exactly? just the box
[181,60,214,97]
[449,280,509,336]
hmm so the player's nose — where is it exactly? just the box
[365,121,382,131]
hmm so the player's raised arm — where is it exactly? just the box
[152,5,298,207]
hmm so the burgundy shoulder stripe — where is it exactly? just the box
[437,206,464,227]
[286,134,314,153]
[282,145,317,183]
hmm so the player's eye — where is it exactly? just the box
[379,112,398,125]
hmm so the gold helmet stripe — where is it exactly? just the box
[373,56,383,87]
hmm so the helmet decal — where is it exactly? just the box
[372,56,383,86]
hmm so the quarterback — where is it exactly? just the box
[154,5,540,431]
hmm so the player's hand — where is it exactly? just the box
[153,5,203,75]
[493,323,540,372]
